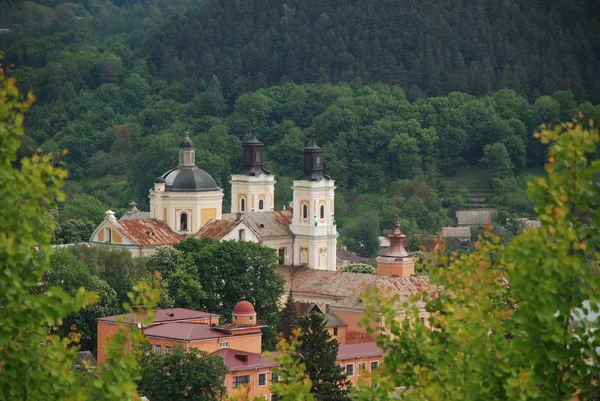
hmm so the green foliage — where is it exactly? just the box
[340,263,377,275]
[174,238,285,347]
[295,312,351,401]
[278,290,300,340]
[359,121,600,401]
[342,215,380,258]
[481,142,514,176]
[146,246,206,310]
[139,346,227,401]
[0,60,159,401]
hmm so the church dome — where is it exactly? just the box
[154,176,166,183]
[179,136,194,149]
[162,167,220,192]
[233,300,256,315]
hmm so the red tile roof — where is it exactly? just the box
[113,218,185,246]
[346,331,376,344]
[98,308,219,324]
[212,349,277,371]
[336,342,382,360]
[193,219,240,241]
[143,322,229,341]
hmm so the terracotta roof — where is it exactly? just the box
[113,218,184,246]
[233,300,256,315]
[278,267,437,311]
[296,302,322,315]
[194,219,240,241]
[222,210,293,238]
[98,308,219,324]
[336,342,382,360]
[143,322,229,341]
[212,349,277,371]
[346,331,376,344]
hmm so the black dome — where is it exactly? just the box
[179,136,194,149]
[154,176,166,183]
[162,167,220,192]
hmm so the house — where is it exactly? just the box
[456,208,498,226]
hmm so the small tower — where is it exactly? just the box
[230,136,275,213]
[289,130,337,270]
[376,218,414,277]
[232,300,257,325]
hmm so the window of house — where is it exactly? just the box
[180,212,188,231]
[370,361,379,371]
[154,344,161,355]
[233,375,250,388]
[320,204,325,219]
[165,346,172,355]
[421,316,426,325]
[271,373,279,382]
[240,198,246,212]
[333,327,338,336]
[278,248,285,265]
[239,229,246,241]
[105,228,112,243]
[258,372,267,386]
[258,199,264,210]
[220,342,229,349]
[346,363,354,376]
[302,204,308,219]
[358,362,366,376]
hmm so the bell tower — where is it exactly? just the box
[289,130,337,270]
[230,136,275,213]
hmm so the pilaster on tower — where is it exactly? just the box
[230,136,275,213]
[289,129,338,271]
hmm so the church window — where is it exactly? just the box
[316,156,321,167]
[255,151,262,163]
[105,228,112,243]
[278,248,285,265]
[239,229,246,241]
[302,204,308,219]
[300,248,308,264]
[258,199,264,210]
[240,198,246,212]
[180,212,188,231]
[320,204,325,219]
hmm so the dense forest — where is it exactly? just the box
[2,0,600,254]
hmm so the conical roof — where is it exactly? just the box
[379,218,409,259]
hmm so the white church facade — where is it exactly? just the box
[89,133,339,270]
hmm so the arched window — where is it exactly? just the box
[302,204,308,219]
[258,199,264,210]
[320,204,325,219]
[240,198,246,212]
[180,212,188,231]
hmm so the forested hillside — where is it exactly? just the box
[142,0,600,101]
[2,0,600,252]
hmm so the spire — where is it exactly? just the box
[380,217,409,258]
[296,127,329,181]
[237,134,271,176]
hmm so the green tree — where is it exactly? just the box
[359,121,600,401]
[343,215,381,258]
[278,290,300,340]
[295,312,351,401]
[139,346,227,401]
[480,142,514,176]
[60,193,109,225]
[0,60,158,401]
[146,246,206,310]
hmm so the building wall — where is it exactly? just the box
[226,368,273,400]
[97,321,132,364]
[230,174,276,213]
[221,222,261,243]
[338,355,384,387]
[149,187,224,232]
[143,332,263,356]
[327,325,348,345]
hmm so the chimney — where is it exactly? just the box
[105,210,117,223]
[128,201,139,214]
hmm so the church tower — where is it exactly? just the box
[376,218,414,277]
[230,136,275,213]
[289,131,337,270]
[149,135,223,233]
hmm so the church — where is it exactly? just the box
[89,133,338,270]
